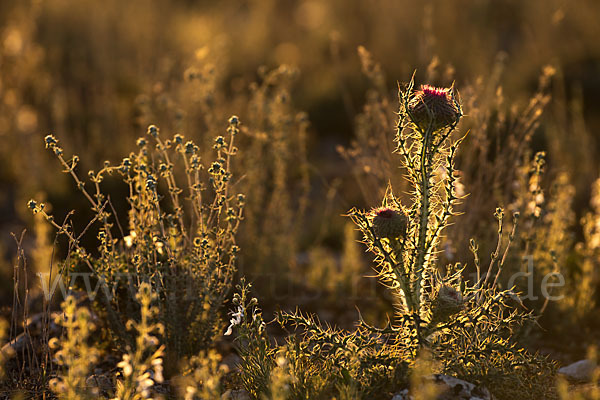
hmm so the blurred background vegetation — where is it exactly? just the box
[1,0,599,366]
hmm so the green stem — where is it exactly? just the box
[414,127,432,311]
[369,224,414,312]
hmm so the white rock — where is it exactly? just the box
[393,374,492,400]
[558,359,597,382]
[427,374,492,399]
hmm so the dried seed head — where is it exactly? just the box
[430,285,464,323]
[371,207,408,239]
[408,85,460,132]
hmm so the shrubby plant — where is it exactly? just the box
[112,282,165,400]
[28,116,244,369]
[48,296,100,400]
[237,65,311,284]
[227,280,275,397]
[49,284,166,400]
[177,349,228,400]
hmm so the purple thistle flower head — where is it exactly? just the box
[408,84,460,132]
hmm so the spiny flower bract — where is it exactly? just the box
[371,206,408,240]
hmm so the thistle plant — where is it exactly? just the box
[347,78,556,398]
[349,78,464,353]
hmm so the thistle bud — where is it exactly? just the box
[371,207,408,240]
[430,285,464,323]
[408,85,460,133]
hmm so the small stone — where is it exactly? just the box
[558,359,597,382]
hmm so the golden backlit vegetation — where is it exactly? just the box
[1,0,600,399]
